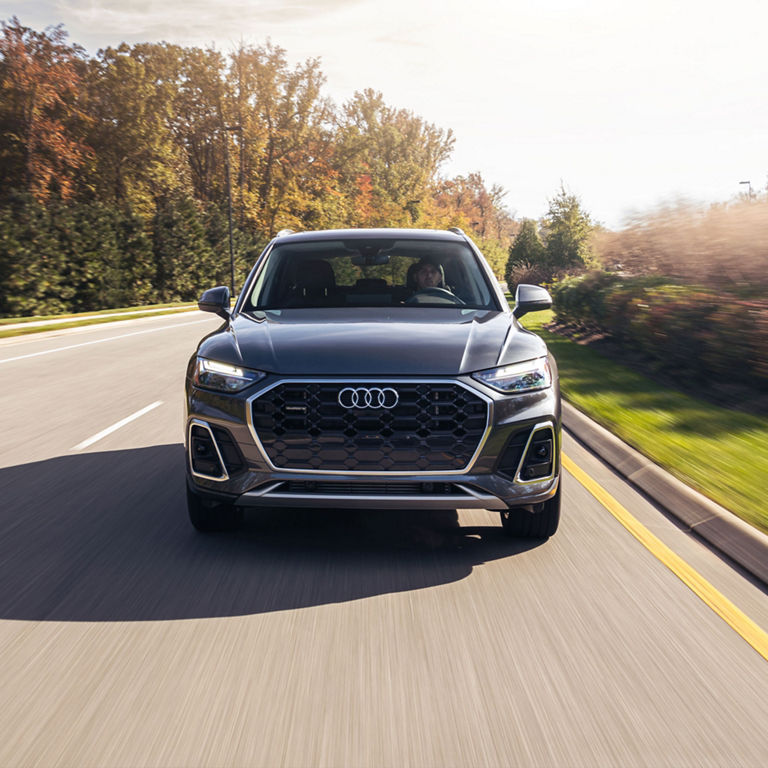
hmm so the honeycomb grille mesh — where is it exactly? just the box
[252,382,488,472]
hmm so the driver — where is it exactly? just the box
[412,259,446,291]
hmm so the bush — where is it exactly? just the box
[552,270,619,327]
[506,261,551,290]
[552,271,768,387]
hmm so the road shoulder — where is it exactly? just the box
[563,400,768,586]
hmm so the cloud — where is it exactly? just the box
[57,0,363,40]
[371,35,427,50]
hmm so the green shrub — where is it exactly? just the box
[552,271,768,386]
[552,270,619,327]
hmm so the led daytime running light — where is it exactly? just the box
[202,359,245,377]
[472,357,551,394]
[194,357,265,392]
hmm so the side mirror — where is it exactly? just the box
[513,283,552,319]
[198,286,230,320]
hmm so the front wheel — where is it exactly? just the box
[187,486,243,533]
[500,483,561,538]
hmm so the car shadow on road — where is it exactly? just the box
[0,445,545,622]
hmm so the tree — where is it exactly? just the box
[152,192,214,301]
[427,172,515,275]
[85,43,183,211]
[541,184,594,273]
[335,89,454,227]
[0,17,89,202]
[168,44,227,203]
[505,218,546,284]
[0,192,69,314]
[227,42,334,235]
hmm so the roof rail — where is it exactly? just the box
[276,228,295,237]
[447,227,465,236]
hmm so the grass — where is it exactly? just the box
[0,302,198,338]
[521,309,768,533]
[0,301,196,324]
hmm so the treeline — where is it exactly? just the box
[593,199,768,295]
[0,17,514,316]
[503,190,768,297]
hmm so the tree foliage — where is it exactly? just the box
[0,17,89,202]
[336,89,455,227]
[0,19,517,315]
[504,218,545,285]
[541,184,594,272]
[502,187,596,285]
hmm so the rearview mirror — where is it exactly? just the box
[350,252,391,267]
[198,286,230,320]
[513,284,552,319]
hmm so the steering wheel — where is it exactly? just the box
[405,287,466,306]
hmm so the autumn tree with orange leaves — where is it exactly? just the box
[0,17,89,202]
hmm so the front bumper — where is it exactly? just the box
[185,373,561,511]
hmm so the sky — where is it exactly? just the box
[3,0,767,228]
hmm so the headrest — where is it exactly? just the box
[296,259,335,297]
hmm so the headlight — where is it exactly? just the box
[193,357,266,392]
[472,357,551,394]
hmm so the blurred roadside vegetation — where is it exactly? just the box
[545,199,768,410]
[552,271,768,403]
[523,310,768,534]
[504,183,768,412]
[0,17,515,317]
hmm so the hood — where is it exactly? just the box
[197,307,546,376]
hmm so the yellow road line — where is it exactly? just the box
[562,452,768,663]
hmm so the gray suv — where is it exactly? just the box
[185,228,561,537]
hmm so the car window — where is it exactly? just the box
[245,239,496,310]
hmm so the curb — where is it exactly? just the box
[0,305,198,331]
[562,400,768,586]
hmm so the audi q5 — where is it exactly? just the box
[185,228,561,537]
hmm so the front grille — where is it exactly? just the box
[251,381,488,472]
[281,481,469,496]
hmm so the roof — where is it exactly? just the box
[271,228,466,243]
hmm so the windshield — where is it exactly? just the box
[244,238,497,311]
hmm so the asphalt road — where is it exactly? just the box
[1,313,767,767]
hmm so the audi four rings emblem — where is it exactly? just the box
[338,387,399,409]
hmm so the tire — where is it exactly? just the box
[500,483,560,538]
[187,486,243,533]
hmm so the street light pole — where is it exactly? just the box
[224,125,242,300]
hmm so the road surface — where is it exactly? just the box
[1,313,767,767]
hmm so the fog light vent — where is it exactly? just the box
[211,426,245,474]
[189,422,229,481]
[497,429,532,480]
[517,425,555,484]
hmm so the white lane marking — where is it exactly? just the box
[0,318,212,365]
[71,401,164,451]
